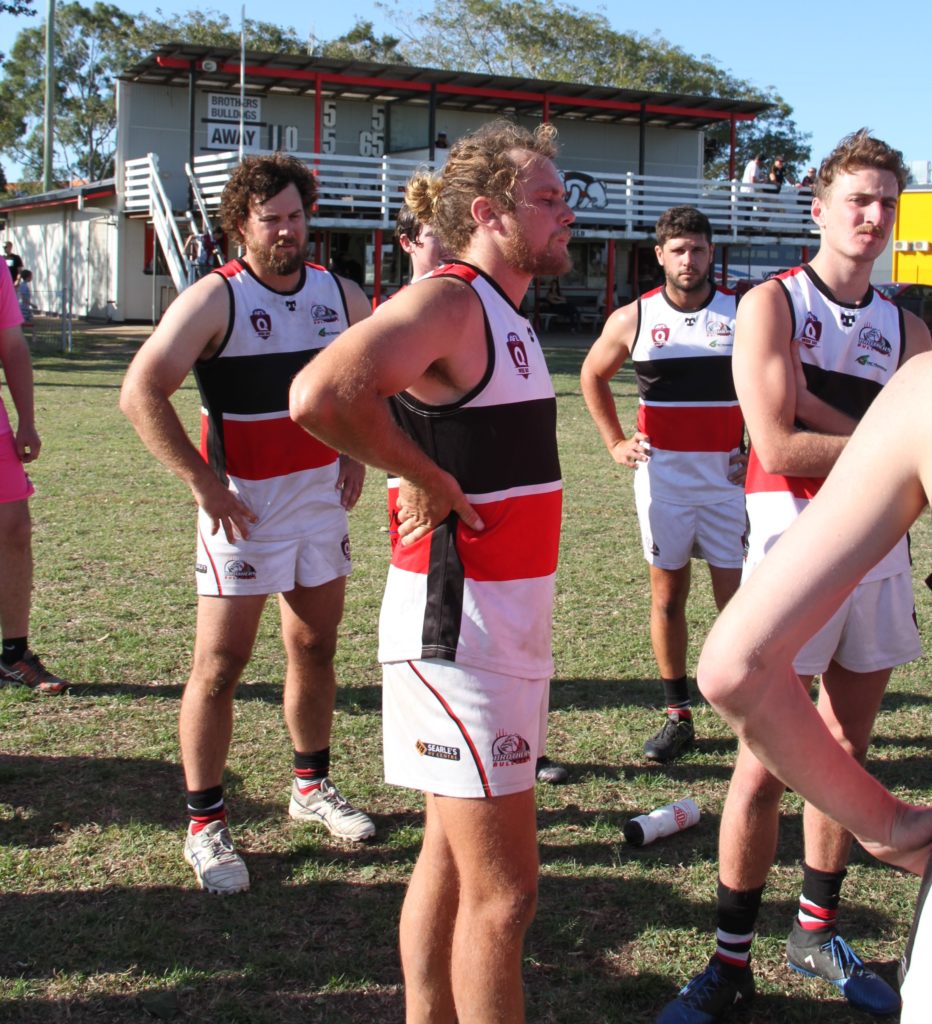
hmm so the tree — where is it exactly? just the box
[0,1,35,14]
[133,7,304,53]
[0,2,141,183]
[0,5,307,186]
[375,0,810,176]
[314,19,406,63]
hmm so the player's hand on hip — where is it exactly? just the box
[336,454,366,511]
[612,432,650,470]
[195,478,257,543]
[396,471,484,546]
[728,449,749,485]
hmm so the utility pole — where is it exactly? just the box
[43,0,55,192]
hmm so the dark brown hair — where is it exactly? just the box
[219,153,318,244]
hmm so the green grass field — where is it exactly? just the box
[0,330,929,1022]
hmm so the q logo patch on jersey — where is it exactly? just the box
[506,333,531,379]
[250,308,272,339]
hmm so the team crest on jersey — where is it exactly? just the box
[706,319,733,348]
[250,308,272,339]
[840,311,857,328]
[224,559,256,580]
[492,730,531,767]
[651,323,670,347]
[857,324,891,356]
[416,739,461,761]
[799,311,822,347]
[311,303,339,323]
[506,332,531,379]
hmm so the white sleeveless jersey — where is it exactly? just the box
[745,264,908,580]
[631,284,743,504]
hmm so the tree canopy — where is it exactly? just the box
[377,0,810,176]
[0,0,809,186]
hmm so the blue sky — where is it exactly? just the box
[1,0,930,179]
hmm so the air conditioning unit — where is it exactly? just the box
[894,240,912,251]
[912,240,931,253]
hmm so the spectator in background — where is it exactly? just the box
[434,131,449,149]
[0,263,68,694]
[3,242,22,284]
[543,277,581,331]
[740,153,763,192]
[800,166,818,188]
[16,270,35,327]
[768,155,788,193]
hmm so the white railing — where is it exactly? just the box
[124,153,190,292]
[128,150,818,243]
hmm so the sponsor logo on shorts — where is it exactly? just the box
[491,731,531,767]
[224,559,257,580]
[195,562,208,574]
[857,324,891,357]
[311,303,339,323]
[416,739,461,761]
[799,311,822,347]
[341,534,351,561]
[250,308,272,339]
[651,323,670,347]
[506,332,531,379]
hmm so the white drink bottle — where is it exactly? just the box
[623,798,700,847]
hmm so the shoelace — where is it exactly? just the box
[825,935,865,976]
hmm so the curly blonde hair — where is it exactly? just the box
[815,129,908,199]
[403,119,559,255]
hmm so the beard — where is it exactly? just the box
[666,269,709,295]
[503,224,572,278]
[243,229,307,277]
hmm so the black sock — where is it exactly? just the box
[797,863,846,938]
[186,784,225,834]
[662,676,691,717]
[714,880,764,971]
[294,747,330,791]
[1,637,27,665]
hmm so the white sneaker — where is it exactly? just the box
[288,777,375,842]
[183,820,250,894]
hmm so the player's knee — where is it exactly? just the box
[289,630,338,669]
[0,506,31,553]
[189,649,249,698]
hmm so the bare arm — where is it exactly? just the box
[119,275,257,542]
[290,278,486,544]
[0,324,39,462]
[734,281,851,476]
[579,302,649,468]
[699,352,932,873]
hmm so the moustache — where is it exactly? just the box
[855,225,884,238]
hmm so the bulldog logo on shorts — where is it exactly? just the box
[492,731,531,767]
[224,559,256,581]
[341,534,351,561]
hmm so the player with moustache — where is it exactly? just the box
[290,119,573,1024]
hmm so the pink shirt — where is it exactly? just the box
[0,262,23,434]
